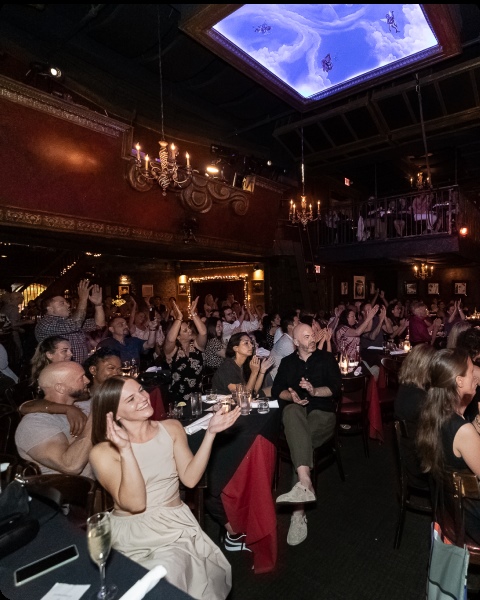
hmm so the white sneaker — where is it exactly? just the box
[287,514,308,546]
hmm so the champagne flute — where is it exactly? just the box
[86,512,117,600]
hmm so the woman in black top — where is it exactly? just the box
[417,348,480,543]
[394,344,435,487]
[211,332,274,395]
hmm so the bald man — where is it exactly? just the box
[15,361,93,477]
[271,323,342,546]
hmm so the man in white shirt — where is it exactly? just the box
[15,361,93,477]
[267,314,297,385]
[221,305,259,344]
[273,311,299,346]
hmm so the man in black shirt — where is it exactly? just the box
[272,323,342,546]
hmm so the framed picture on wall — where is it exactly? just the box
[340,282,348,296]
[353,276,365,300]
[118,285,130,296]
[142,284,154,298]
[427,282,440,295]
[369,281,376,295]
[252,281,263,293]
[178,283,187,295]
[454,281,467,296]
[405,282,418,295]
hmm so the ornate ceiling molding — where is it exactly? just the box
[0,205,268,254]
[0,75,131,139]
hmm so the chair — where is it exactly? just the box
[379,358,400,422]
[0,406,21,455]
[274,400,345,492]
[23,473,97,523]
[180,472,208,529]
[392,420,432,549]
[3,381,36,411]
[437,470,480,564]
[338,374,369,458]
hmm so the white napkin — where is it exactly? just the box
[367,346,384,350]
[145,366,162,373]
[390,350,406,355]
[40,583,90,600]
[184,412,214,435]
[118,565,167,600]
[250,400,279,408]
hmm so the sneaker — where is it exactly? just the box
[276,482,316,504]
[287,514,308,546]
[224,532,251,552]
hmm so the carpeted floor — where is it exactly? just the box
[204,422,432,600]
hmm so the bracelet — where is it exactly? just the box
[175,318,182,322]
[191,313,198,317]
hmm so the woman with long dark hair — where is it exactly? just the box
[89,375,239,599]
[416,348,480,542]
[385,303,408,345]
[211,332,274,395]
[164,297,206,403]
[203,317,226,369]
[334,304,379,361]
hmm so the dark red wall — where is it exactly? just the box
[0,91,283,252]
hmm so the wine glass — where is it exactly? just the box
[86,512,117,600]
[121,361,131,376]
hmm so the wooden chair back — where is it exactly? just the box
[439,470,480,558]
[24,474,97,522]
[380,357,401,389]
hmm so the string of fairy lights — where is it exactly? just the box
[186,275,250,308]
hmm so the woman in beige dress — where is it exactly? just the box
[89,376,240,599]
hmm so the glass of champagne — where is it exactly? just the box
[86,512,117,600]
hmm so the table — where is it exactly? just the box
[0,506,193,600]
[187,407,280,574]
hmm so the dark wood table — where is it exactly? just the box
[0,505,193,599]
[186,405,280,574]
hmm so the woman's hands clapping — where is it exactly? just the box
[207,405,241,434]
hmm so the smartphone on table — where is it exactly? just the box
[14,544,79,586]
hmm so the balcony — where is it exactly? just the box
[312,185,480,265]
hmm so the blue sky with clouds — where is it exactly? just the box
[214,4,437,98]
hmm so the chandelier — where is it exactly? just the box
[289,127,319,229]
[128,9,192,195]
[413,262,433,279]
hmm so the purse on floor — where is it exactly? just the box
[427,521,469,600]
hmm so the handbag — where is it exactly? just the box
[427,522,469,600]
[0,478,39,559]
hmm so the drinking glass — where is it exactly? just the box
[240,390,252,416]
[86,512,117,600]
[257,399,270,414]
[190,392,202,417]
[130,359,139,378]
[121,361,131,376]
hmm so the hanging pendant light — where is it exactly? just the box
[288,127,319,229]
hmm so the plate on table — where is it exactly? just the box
[202,394,231,404]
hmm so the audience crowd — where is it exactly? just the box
[2,279,480,598]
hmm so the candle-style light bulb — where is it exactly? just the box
[186,152,190,168]
[135,143,141,161]
[145,154,149,169]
